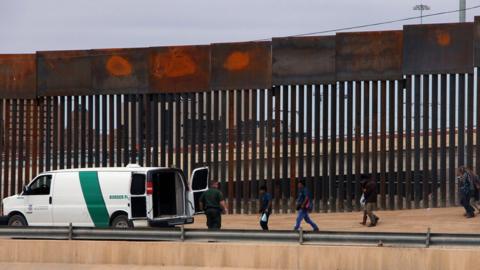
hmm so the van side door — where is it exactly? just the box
[189,167,209,214]
[52,172,93,226]
[23,174,54,226]
[129,173,147,220]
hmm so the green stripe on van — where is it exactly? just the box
[79,171,110,228]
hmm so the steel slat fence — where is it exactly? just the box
[0,20,479,214]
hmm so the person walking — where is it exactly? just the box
[360,174,379,227]
[199,181,227,229]
[259,185,272,230]
[465,167,480,213]
[294,180,319,231]
[458,167,476,218]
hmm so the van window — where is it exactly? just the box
[192,169,208,190]
[131,174,145,195]
[24,175,52,196]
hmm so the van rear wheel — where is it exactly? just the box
[111,215,132,229]
[8,214,27,227]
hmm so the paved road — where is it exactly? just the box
[187,207,480,233]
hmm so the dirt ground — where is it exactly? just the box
[0,263,265,270]
[186,207,480,234]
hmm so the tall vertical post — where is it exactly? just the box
[460,0,466,22]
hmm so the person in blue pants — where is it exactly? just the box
[259,185,272,230]
[294,180,319,231]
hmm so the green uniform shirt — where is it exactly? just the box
[199,188,224,210]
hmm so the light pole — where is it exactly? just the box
[459,0,466,22]
[413,4,431,24]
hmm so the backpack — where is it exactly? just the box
[304,196,311,210]
[462,173,476,194]
[304,190,313,211]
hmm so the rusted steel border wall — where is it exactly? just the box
[0,19,479,213]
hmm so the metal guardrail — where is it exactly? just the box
[0,226,479,248]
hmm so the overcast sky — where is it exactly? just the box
[0,0,477,53]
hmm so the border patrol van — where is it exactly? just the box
[1,165,209,228]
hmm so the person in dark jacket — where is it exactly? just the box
[458,167,475,218]
[294,180,319,231]
[465,167,480,213]
[360,174,379,227]
[259,185,272,230]
[199,181,227,229]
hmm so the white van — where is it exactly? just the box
[1,165,209,228]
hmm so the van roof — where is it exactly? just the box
[43,167,176,174]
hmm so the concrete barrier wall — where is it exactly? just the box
[0,239,479,269]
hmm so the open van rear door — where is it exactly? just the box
[130,173,147,219]
[190,167,209,214]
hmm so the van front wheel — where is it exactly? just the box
[8,214,27,227]
[111,215,132,229]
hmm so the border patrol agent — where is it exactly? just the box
[199,181,226,229]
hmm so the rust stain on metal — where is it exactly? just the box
[0,54,36,99]
[92,48,148,94]
[272,35,335,85]
[149,45,210,93]
[435,31,451,46]
[223,51,250,71]
[336,30,403,81]
[106,55,132,76]
[151,47,197,78]
[403,22,473,75]
[211,41,271,90]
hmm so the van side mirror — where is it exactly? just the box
[22,186,28,195]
